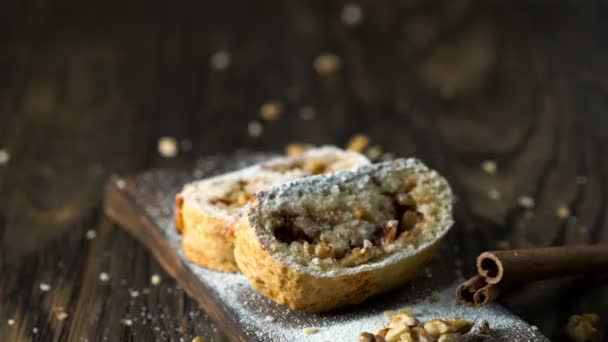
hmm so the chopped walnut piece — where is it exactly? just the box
[359,332,385,342]
[566,313,599,342]
[385,321,409,342]
[353,207,373,221]
[303,160,326,174]
[347,134,370,152]
[395,193,417,208]
[285,143,311,157]
[314,242,333,259]
[383,220,399,245]
[403,175,418,192]
[237,192,250,206]
[391,311,418,327]
[437,333,461,342]
[260,101,283,121]
[400,211,420,231]
[446,317,474,334]
[423,319,451,337]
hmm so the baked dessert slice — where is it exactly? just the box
[231,158,453,312]
[175,146,369,272]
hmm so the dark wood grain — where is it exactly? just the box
[1,0,608,341]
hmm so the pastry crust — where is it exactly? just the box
[175,146,369,272]
[232,158,453,311]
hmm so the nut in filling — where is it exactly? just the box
[264,173,426,268]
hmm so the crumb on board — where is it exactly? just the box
[0,149,9,165]
[341,3,364,26]
[55,310,69,321]
[566,313,599,342]
[302,327,318,335]
[121,318,133,326]
[265,315,276,322]
[299,106,316,120]
[158,136,178,158]
[313,53,342,76]
[556,205,571,220]
[248,121,263,138]
[192,337,204,342]
[346,134,370,152]
[129,289,140,298]
[40,283,51,292]
[285,143,312,157]
[99,272,110,282]
[209,51,231,71]
[517,196,535,209]
[86,229,97,240]
[115,178,126,189]
[480,160,498,175]
[151,274,162,286]
[260,101,283,121]
[360,311,477,342]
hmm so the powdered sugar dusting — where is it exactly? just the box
[128,152,547,342]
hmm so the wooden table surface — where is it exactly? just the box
[1,0,607,341]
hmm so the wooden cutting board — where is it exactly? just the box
[103,153,548,341]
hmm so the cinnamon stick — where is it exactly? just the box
[456,244,608,307]
[476,244,608,285]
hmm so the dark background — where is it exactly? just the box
[1,0,607,341]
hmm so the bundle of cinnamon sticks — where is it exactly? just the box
[456,244,608,307]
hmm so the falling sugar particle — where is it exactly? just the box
[33,327,39,334]
[209,51,231,71]
[299,106,316,120]
[151,274,161,286]
[0,149,9,165]
[158,136,178,158]
[313,53,342,76]
[7,319,15,326]
[556,205,570,220]
[248,121,263,138]
[99,272,110,282]
[488,188,501,200]
[130,289,140,298]
[121,319,133,326]
[86,230,97,240]
[517,196,535,209]
[341,4,363,26]
[481,160,498,175]
[40,283,51,291]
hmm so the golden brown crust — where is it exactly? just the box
[232,214,442,312]
[178,199,239,272]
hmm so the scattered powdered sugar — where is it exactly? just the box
[129,153,547,342]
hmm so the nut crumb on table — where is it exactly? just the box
[566,313,599,342]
